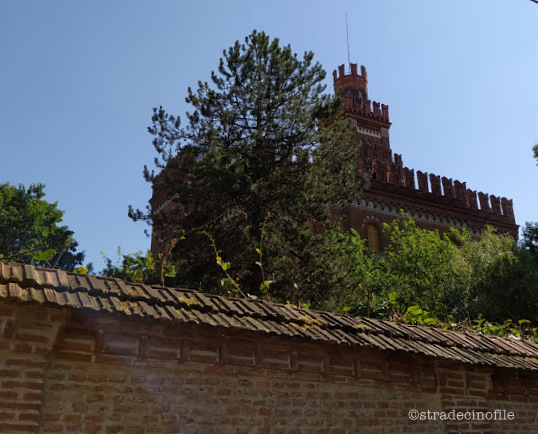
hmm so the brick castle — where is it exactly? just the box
[150,63,518,254]
[332,63,518,251]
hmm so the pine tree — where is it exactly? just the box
[134,31,365,304]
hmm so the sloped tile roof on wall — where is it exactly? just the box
[2,262,538,371]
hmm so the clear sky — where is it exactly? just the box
[1,0,537,270]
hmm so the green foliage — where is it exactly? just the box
[202,231,245,297]
[129,31,537,333]
[0,182,85,271]
[445,317,538,340]
[404,305,439,326]
[455,227,525,322]
[533,143,538,166]
[383,220,538,324]
[380,216,463,318]
[134,30,364,303]
[326,214,463,320]
[321,229,382,316]
[101,248,176,285]
[326,212,538,330]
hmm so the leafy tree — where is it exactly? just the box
[375,219,538,324]
[378,216,465,320]
[318,214,461,320]
[133,30,364,304]
[533,143,538,165]
[100,248,176,285]
[321,229,386,317]
[0,182,85,270]
[456,228,525,322]
[326,213,538,325]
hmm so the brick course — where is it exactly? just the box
[1,263,538,432]
[0,302,537,433]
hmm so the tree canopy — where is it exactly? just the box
[133,30,364,302]
[0,182,85,271]
[327,214,538,326]
[128,30,538,336]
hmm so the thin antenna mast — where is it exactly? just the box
[345,9,351,69]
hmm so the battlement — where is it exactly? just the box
[333,63,368,90]
[333,63,389,122]
[345,99,390,122]
[336,61,517,241]
[359,156,515,222]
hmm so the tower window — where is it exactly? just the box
[367,224,381,252]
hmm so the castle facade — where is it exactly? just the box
[150,63,518,255]
[333,63,518,250]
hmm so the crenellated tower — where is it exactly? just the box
[149,62,519,258]
[332,63,518,251]
[333,64,392,161]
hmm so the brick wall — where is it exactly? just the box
[1,301,538,433]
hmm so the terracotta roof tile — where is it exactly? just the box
[29,287,47,304]
[2,262,538,371]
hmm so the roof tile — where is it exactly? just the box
[2,262,538,371]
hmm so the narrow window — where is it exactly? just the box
[367,224,380,251]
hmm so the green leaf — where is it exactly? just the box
[73,267,89,275]
[407,305,423,316]
[33,249,56,262]
[220,278,233,289]
[259,280,273,293]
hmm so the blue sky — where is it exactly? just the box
[1,0,537,270]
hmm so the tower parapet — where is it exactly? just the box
[333,63,368,98]
[334,60,518,244]
[333,64,390,123]
[357,155,516,226]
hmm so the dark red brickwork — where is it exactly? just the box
[1,263,538,432]
[333,64,518,249]
[1,302,538,433]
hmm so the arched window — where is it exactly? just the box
[372,161,379,180]
[367,224,381,251]
[357,90,365,107]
